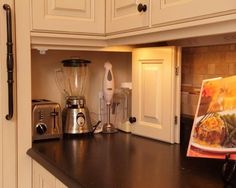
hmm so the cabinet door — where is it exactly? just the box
[131,47,180,143]
[33,161,68,188]
[106,0,149,33]
[31,0,105,34]
[152,0,236,26]
[0,0,17,187]
[55,180,67,188]
[33,161,56,188]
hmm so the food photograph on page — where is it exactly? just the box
[187,75,236,160]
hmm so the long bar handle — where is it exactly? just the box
[3,4,14,120]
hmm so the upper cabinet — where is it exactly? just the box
[151,0,236,26]
[106,0,149,33]
[29,0,236,49]
[31,0,105,34]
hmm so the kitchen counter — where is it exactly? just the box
[27,132,235,188]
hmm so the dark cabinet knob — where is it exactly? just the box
[137,3,147,12]
[129,117,136,124]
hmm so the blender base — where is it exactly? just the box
[102,123,117,134]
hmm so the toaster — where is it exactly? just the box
[32,99,62,141]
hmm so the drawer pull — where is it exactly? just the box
[137,3,147,12]
[3,4,14,120]
[129,117,136,124]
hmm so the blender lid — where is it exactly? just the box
[61,58,91,67]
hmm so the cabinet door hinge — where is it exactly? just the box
[174,116,178,125]
[175,66,180,76]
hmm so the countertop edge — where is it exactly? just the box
[27,148,83,188]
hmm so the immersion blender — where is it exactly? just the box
[102,62,117,133]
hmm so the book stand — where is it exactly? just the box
[222,153,236,185]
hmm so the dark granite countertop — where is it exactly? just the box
[27,132,236,188]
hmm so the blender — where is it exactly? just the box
[55,58,94,134]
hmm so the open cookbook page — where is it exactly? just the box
[187,75,236,160]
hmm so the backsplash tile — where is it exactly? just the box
[181,44,236,116]
[207,63,215,75]
[229,63,236,75]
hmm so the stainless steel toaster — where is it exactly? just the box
[32,99,62,141]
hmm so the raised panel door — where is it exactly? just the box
[33,161,67,188]
[33,161,56,188]
[55,180,67,188]
[152,0,236,26]
[31,0,105,34]
[131,47,180,143]
[106,0,149,33]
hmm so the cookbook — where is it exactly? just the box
[187,75,236,160]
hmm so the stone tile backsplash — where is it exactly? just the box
[181,44,236,116]
[182,44,236,87]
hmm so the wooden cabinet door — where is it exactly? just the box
[0,0,17,187]
[33,161,56,188]
[31,0,105,34]
[151,0,236,26]
[55,180,67,188]
[33,161,67,188]
[131,47,181,143]
[106,0,149,33]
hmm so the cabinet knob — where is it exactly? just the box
[129,117,136,124]
[137,3,147,12]
[36,123,47,135]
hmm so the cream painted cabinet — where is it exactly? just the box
[106,0,236,37]
[151,0,236,26]
[131,47,181,144]
[31,0,105,34]
[0,0,17,187]
[33,161,67,188]
[106,0,149,33]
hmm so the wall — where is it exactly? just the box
[31,49,132,121]
[181,44,236,116]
